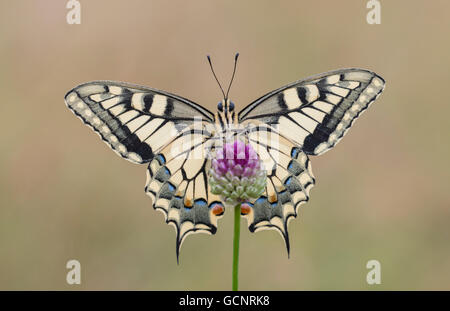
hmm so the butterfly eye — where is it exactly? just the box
[229,101,235,111]
[217,101,223,112]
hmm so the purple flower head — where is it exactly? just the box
[212,141,261,176]
[209,140,266,207]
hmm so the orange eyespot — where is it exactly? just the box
[212,204,224,216]
[184,197,193,208]
[240,203,251,215]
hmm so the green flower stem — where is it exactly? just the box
[232,204,241,291]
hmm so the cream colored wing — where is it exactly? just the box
[144,124,224,263]
[65,81,214,164]
[239,68,385,155]
[237,124,315,255]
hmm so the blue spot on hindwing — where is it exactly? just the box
[168,182,175,192]
[285,176,292,185]
[194,199,208,206]
[287,160,294,170]
[157,154,166,164]
[255,197,267,205]
[164,167,170,176]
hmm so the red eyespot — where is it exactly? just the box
[212,204,224,216]
[240,203,251,215]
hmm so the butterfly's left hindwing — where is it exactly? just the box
[144,124,223,262]
[239,124,315,254]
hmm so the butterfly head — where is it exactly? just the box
[217,99,235,113]
[216,99,236,126]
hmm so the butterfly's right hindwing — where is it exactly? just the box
[65,81,214,164]
[240,124,315,254]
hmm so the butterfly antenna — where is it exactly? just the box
[207,55,226,99]
[225,53,239,100]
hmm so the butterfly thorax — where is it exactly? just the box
[214,99,237,132]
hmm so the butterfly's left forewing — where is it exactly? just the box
[65,81,214,164]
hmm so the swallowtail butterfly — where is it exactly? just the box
[65,54,385,261]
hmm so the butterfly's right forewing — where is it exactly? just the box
[239,68,385,155]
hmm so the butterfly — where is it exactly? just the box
[65,54,385,262]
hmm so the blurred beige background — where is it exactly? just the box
[0,0,449,290]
